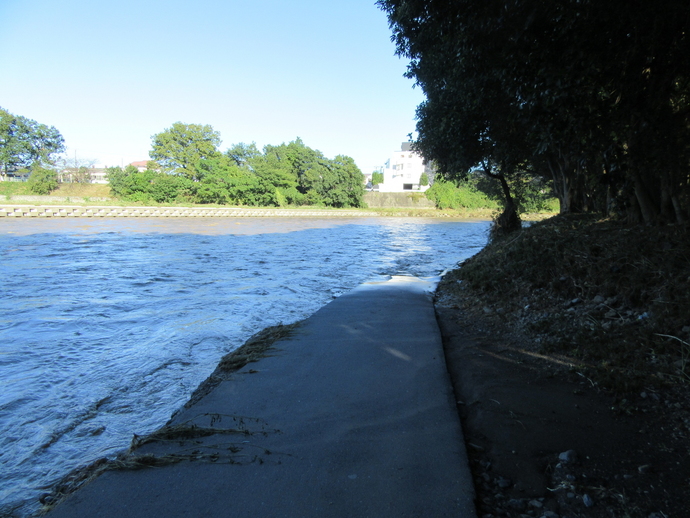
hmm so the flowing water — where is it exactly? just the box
[0,216,490,516]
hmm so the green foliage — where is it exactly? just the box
[150,122,221,180]
[195,157,268,205]
[120,130,366,208]
[273,188,288,207]
[425,179,498,210]
[322,155,365,208]
[379,0,690,222]
[238,138,365,208]
[470,172,558,214]
[27,166,58,195]
[0,180,31,196]
[106,165,195,204]
[304,189,322,206]
[226,142,261,169]
[148,173,193,203]
[0,107,65,177]
[372,171,384,185]
[279,186,306,206]
[125,169,157,201]
[511,178,559,214]
[105,166,129,197]
[419,172,429,186]
[251,144,301,191]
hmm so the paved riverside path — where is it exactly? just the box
[47,277,476,518]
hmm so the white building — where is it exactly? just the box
[90,168,109,184]
[129,160,149,172]
[58,167,108,184]
[377,142,431,192]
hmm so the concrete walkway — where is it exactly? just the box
[47,277,476,517]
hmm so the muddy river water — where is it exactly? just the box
[0,216,490,515]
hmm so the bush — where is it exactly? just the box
[105,166,129,197]
[280,186,305,206]
[149,173,191,203]
[425,179,498,210]
[27,166,58,195]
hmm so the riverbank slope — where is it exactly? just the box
[435,214,689,517]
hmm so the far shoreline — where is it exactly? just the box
[0,202,553,221]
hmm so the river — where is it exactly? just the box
[0,216,490,516]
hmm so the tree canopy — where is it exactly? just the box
[107,133,365,208]
[149,122,222,180]
[378,0,690,224]
[0,107,65,179]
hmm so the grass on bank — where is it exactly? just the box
[0,181,32,196]
[439,213,690,393]
[0,182,109,198]
[53,183,112,197]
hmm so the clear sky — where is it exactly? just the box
[0,0,424,174]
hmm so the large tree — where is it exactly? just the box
[149,122,221,180]
[378,0,690,223]
[0,107,65,179]
[248,138,365,208]
[321,155,366,208]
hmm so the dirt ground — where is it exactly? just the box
[435,215,690,518]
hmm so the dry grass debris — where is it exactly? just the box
[439,214,690,392]
[182,322,301,410]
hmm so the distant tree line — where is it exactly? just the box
[106,123,365,208]
[0,110,365,206]
[379,0,690,228]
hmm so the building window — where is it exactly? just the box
[403,184,413,190]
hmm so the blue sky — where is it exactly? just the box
[0,0,424,174]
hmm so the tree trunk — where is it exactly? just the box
[627,193,643,224]
[547,155,587,214]
[659,173,677,223]
[547,157,567,212]
[605,184,612,217]
[633,170,659,224]
[671,195,686,224]
[483,164,521,236]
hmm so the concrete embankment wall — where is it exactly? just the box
[0,205,378,218]
[363,191,435,208]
